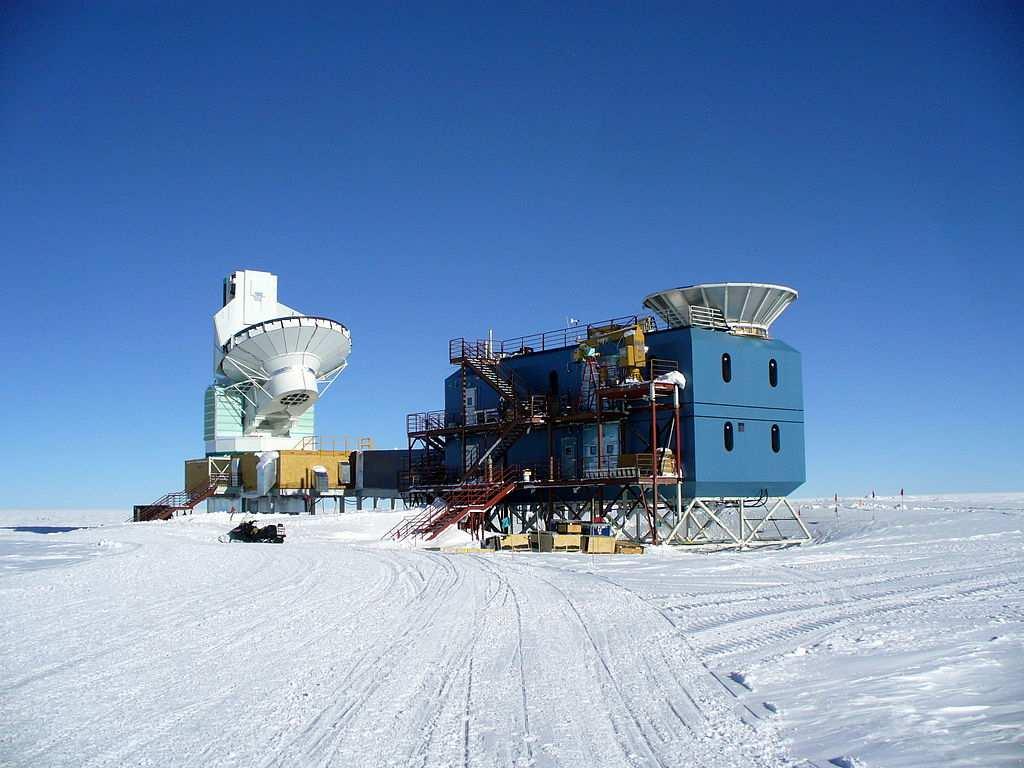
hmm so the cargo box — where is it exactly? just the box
[615,541,645,555]
[529,532,581,552]
[499,533,531,550]
[582,535,616,554]
[580,521,612,537]
[555,521,582,535]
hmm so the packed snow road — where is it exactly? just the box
[1,495,1021,767]
[0,513,784,768]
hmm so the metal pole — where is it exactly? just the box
[673,382,683,537]
[596,374,603,524]
[650,378,658,544]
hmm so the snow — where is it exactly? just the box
[1,495,1021,767]
[654,370,687,390]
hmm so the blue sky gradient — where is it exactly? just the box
[2,3,1021,506]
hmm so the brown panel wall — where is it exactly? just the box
[276,450,352,489]
[240,453,259,491]
[233,450,353,491]
[185,459,210,491]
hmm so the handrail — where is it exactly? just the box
[407,411,448,433]
[450,314,660,360]
[293,435,374,452]
[387,465,523,540]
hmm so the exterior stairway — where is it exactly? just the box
[134,477,228,522]
[462,410,537,480]
[385,466,520,542]
[449,339,548,479]
[450,339,525,401]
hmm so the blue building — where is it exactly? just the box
[399,283,810,547]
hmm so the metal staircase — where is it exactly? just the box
[385,466,521,542]
[134,475,229,522]
[449,339,547,480]
[450,339,525,401]
[465,397,546,475]
[389,342,551,541]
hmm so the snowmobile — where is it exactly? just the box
[219,519,286,544]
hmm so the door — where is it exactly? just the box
[604,423,620,472]
[464,387,477,426]
[560,437,577,480]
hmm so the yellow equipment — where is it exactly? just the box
[574,322,648,381]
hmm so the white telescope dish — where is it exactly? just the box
[210,271,351,440]
[643,282,797,338]
[217,315,351,433]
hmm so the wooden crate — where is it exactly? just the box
[555,521,583,535]
[615,541,645,555]
[582,535,616,554]
[499,533,531,550]
[530,532,581,552]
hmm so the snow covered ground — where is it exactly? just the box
[0,495,1021,767]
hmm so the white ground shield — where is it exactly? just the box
[644,282,797,336]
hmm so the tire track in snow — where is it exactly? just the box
[263,550,477,768]
[406,555,506,768]
[489,561,761,768]
[570,562,769,728]
[688,574,1021,660]
[535,573,670,768]
[465,555,535,767]
[106,551,412,768]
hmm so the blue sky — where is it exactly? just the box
[2,3,1021,507]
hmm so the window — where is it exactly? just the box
[769,358,778,388]
[771,424,781,453]
[724,421,734,452]
[721,353,732,383]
